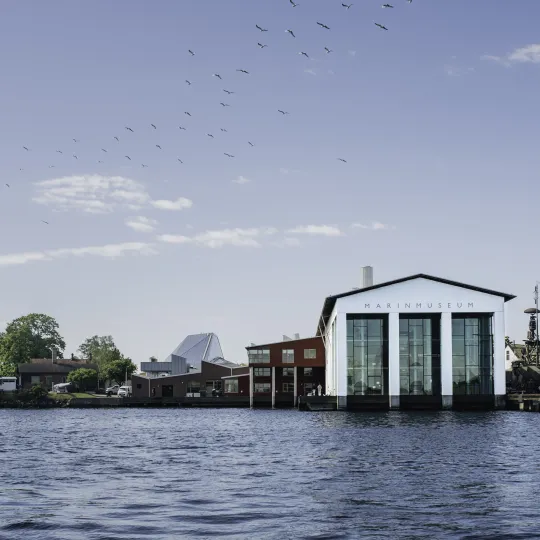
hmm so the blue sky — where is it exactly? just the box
[1,0,539,364]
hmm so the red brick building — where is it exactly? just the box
[244,336,325,407]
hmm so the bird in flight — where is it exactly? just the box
[207,133,214,138]
[258,43,268,49]
[188,49,195,56]
[48,165,55,168]
[337,158,347,163]
[278,110,289,115]
[179,126,187,130]
[125,155,131,160]
[114,136,119,142]
[286,29,296,38]
[299,51,309,58]
[220,102,231,107]
[101,148,107,153]
[156,144,162,149]
[248,141,254,147]
[5,183,9,188]
[41,220,49,225]
[186,80,192,85]
[72,154,78,159]
[223,89,234,94]
[98,160,104,163]
[213,73,222,80]
[290,0,299,6]
[221,128,228,132]
[151,124,157,129]
[325,47,333,54]
[184,111,192,116]
[382,3,394,7]
[177,158,183,164]
[56,149,63,154]
[317,22,330,30]
[256,24,268,32]
[224,153,234,158]
[73,138,79,143]
[237,69,249,74]
[23,146,29,151]
[125,126,134,132]
[342,3,353,8]
[141,164,149,168]
[375,22,388,30]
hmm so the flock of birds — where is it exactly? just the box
[6,0,414,226]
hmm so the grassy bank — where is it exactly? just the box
[48,392,96,400]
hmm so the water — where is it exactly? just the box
[0,409,539,540]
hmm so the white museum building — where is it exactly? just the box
[318,272,515,410]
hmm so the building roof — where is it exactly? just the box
[508,343,526,359]
[221,373,250,379]
[246,336,322,350]
[18,362,98,374]
[206,357,239,368]
[164,333,224,369]
[317,274,516,335]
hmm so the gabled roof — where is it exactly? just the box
[317,274,516,335]
[246,336,322,350]
[18,362,98,374]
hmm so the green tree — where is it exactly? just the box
[67,368,98,392]
[77,335,122,382]
[0,314,65,376]
[101,358,137,385]
[149,356,158,362]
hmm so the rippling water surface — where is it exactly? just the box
[1,409,539,539]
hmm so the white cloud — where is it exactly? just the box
[482,44,540,67]
[304,69,317,76]
[351,221,394,231]
[0,242,156,268]
[273,237,301,248]
[233,176,251,184]
[158,227,277,249]
[157,234,192,244]
[150,197,193,211]
[287,225,343,237]
[444,64,475,77]
[125,216,158,233]
[348,50,357,57]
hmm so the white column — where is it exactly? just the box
[440,312,453,409]
[492,310,506,402]
[388,312,400,409]
[293,366,298,407]
[336,312,348,409]
[249,367,254,408]
[271,366,276,409]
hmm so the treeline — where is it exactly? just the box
[0,313,137,387]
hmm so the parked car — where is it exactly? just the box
[106,384,120,397]
[117,386,132,398]
[53,382,76,394]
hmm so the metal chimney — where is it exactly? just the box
[294,333,300,340]
[362,266,373,288]
[283,335,292,341]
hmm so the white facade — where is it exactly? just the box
[321,275,514,409]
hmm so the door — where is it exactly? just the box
[162,385,174,397]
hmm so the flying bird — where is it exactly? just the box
[125,155,131,160]
[5,183,9,188]
[325,47,333,54]
[56,150,63,153]
[48,165,55,168]
[207,133,214,138]
[125,126,134,132]
[278,110,289,115]
[114,136,119,142]
[141,164,149,168]
[72,154,78,159]
[290,0,299,5]
[179,126,187,130]
[101,148,107,152]
[299,51,309,58]
[156,144,162,149]
[248,141,254,147]
[23,146,29,151]
[185,80,192,85]
[221,128,228,132]
[188,49,195,56]
[342,3,353,8]
[177,158,183,164]
[212,73,222,80]
[151,124,157,129]
[98,160,104,163]
[184,111,192,116]
[224,153,234,158]
[317,22,330,30]
[258,43,268,48]
[337,158,347,163]
[41,220,49,225]
[72,138,79,142]
[256,25,268,32]
[223,89,235,94]
[286,29,296,38]
[382,3,394,7]
[374,22,388,30]
[220,102,231,107]
[237,69,249,74]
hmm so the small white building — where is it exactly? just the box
[318,273,515,410]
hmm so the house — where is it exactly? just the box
[505,342,526,370]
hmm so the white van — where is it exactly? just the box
[0,377,17,392]
[117,386,132,398]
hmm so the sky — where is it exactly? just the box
[1,0,540,366]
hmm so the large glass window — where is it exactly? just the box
[282,367,294,377]
[304,367,313,377]
[399,316,441,395]
[187,381,200,393]
[254,383,271,393]
[254,367,271,377]
[282,382,294,392]
[347,316,388,395]
[282,349,294,363]
[224,379,238,393]
[452,315,493,395]
[248,349,270,363]
[304,349,317,359]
